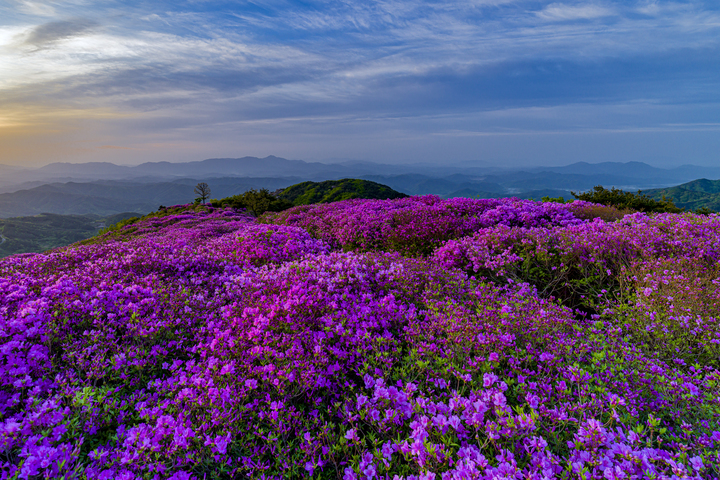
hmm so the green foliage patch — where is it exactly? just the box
[571,185,682,213]
[209,188,293,216]
[0,212,138,258]
[644,178,720,213]
[278,179,408,206]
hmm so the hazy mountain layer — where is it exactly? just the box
[0,177,299,218]
[3,157,719,195]
[2,157,719,219]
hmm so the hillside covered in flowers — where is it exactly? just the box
[1,196,719,479]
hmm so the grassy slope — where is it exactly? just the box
[278,179,408,205]
[644,178,720,211]
[0,212,138,257]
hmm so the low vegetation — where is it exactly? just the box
[79,180,406,246]
[571,185,683,213]
[277,178,408,205]
[4,180,706,258]
[207,179,407,217]
[209,188,293,216]
[2,195,718,478]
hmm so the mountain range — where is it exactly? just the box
[2,156,720,219]
[0,156,426,190]
[2,158,720,258]
[0,177,299,218]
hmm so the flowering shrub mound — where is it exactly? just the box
[434,212,720,311]
[95,205,256,243]
[1,202,719,479]
[265,196,588,255]
[614,257,720,368]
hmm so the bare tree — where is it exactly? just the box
[194,182,211,204]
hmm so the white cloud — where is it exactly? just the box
[536,3,615,21]
[635,0,661,16]
[633,1,699,18]
[17,1,57,17]
[22,18,99,49]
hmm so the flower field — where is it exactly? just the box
[1,198,719,479]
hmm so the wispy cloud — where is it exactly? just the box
[23,18,99,49]
[16,1,57,17]
[1,0,719,167]
[433,124,720,137]
[535,3,615,21]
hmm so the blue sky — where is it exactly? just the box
[1,0,719,167]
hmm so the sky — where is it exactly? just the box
[1,0,719,168]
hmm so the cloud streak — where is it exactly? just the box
[24,18,99,49]
[535,3,615,21]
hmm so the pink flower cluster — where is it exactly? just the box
[267,196,587,255]
[433,212,720,309]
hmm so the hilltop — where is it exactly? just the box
[277,178,408,205]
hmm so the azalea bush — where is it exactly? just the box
[1,201,719,479]
[264,196,588,256]
[434,212,720,311]
[613,257,720,368]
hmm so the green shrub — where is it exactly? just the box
[540,195,568,204]
[572,185,682,213]
[571,203,632,222]
[211,189,292,217]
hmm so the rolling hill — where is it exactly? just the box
[644,178,720,212]
[278,179,408,205]
[0,212,138,258]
